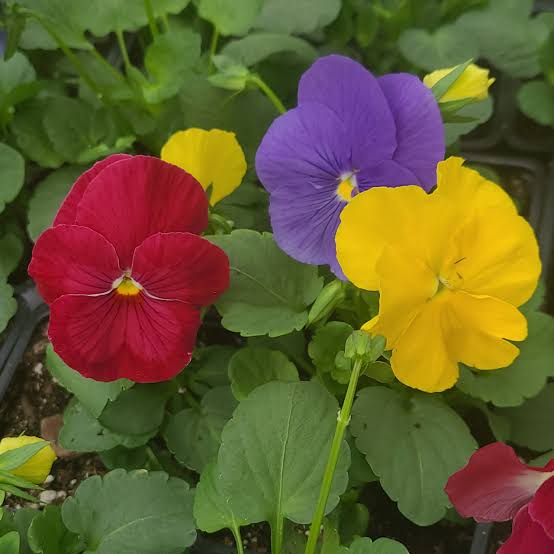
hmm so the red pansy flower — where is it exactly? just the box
[446,443,554,554]
[29,155,229,383]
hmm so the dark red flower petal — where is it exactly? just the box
[28,225,121,304]
[445,443,553,522]
[48,292,200,382]
[53,154,131,226]
[499,506,554,554]
[131,232,229,306]
[74,156,209,267]
[529,476,554,539]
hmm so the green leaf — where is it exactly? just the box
[28,505,81,554]
[228,347,299,400]
[197,0,264,36]
[60,400,154,452]
[308,321,353,374]
[500,383,554,451]
[217,381,350,526]
[0,52,37,124]
[217,182,269,232]
[84,0,192,36]
[27,165,83,241]
[517,80,554,127]
[444,97,493,146]
[221,33,317,67]
[11,100,65,169]
[247,331,308,369]
[351,386,477,525]
[209,230,323,337]
[0,234,23,277]
[457,0,549,78]
[255,0,341,34]
[142,27,201,104]
[99,383,174,437]
[0,531,19,554]
[0,143,24,214]
[186,345,234,396]
[398,25,478,71]
[194,460,249,533]
[62,469,196,554]
[46,345,131,418]
[457,312,554,407]
[99,446,149,472]
[0,442,48,472]
[340,536,409,554]
[163,386,237,472]
[208,55,250,92]
[530,450,554,468]
[0,277,16,333]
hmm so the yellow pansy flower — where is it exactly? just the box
[0,436,56,484]
[161,128,247,205]
[336,157,541,393]
[424,63,495,102]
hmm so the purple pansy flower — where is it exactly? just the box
[255,55,445,277]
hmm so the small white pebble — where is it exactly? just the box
[33,363,44,376]
[55,491,67,499]
[178,387,187,394]
[39,490,57,504]
[69,479,77,486]
[44,475,54,484]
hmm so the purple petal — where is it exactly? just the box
[377,73,444,190]
[256,102,350,196]
[298,55,396,165]
[269,188,345,274]
[357,159,420,190]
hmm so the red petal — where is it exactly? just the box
[28,225,121,304]
[445,443,554,522]
[49,293,200,382]
[529,476,554,539]
[131,232,229,306]
[499,506,554,554]
[53,154,131,226]
[74,156,208,267]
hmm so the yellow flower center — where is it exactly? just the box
[115,276,142,296]
[336,174,357,202]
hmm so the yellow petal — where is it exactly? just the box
[161,128,247,205]
[444,290,526,369]
[446,206,541,306]
[423,63,495,102]
[335,185,430,290]
[390,297,459,393]
[0,436,56,484]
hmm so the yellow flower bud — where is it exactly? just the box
[0,436,56,484]
[424,63,495,102]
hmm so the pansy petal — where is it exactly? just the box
[131,232,229,305]
[389,298,459,392]
[49,293,200,382]
[28,225,121,304]
[297,55,395,164]
[256,102,349,196]
[336,185,430,290]
[445,443,554,522]
[377,73,444,189]
[75,156,209,267]
[356,159,419,190]
[529,476,554,539]
[161,128,246,205]
[445,291,527,370]
[53,154,131,226]
[499,506,554,554]
[448,207,541,306]
[269,188,344,270]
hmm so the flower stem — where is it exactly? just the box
[144,0,159,39]
[249,74,286,114]
[271,516,284,554]
[231,522,245,554]
[304,358,364,554]
[209,26,219,72]
[115,29,133,75]
[91,46,127,84]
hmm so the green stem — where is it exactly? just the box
[272,516,284,554]
[184,391,202,412]
[91,46,127,84]
[115,29,133,75]
[145,445,163,471]
[209,26,219,72]
[144,0,159,39]
[249,74,287,114]
[161,14,170,32]
[304,358,364,554]
[231,522,245,554]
